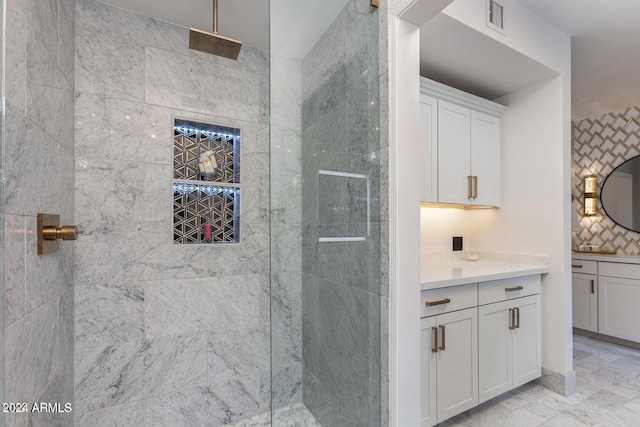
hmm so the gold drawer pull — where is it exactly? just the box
[572,264,583,268]
[591,279,595,294]
[468,176,473,199]
[425,298,451,307]
[439,325,446,350]
[505,286,524,292]
[515,307,520,329]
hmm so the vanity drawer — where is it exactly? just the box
[478,275,541,305]
[599,262,640,280]
[421,283,478,317]
[572,260,597,275]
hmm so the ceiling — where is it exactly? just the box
[419,13,558,101]
[97,0,269,50]
[99,0,640,121]
[96,0,348,58]
[515,0,640,121]
[421,0,640,121]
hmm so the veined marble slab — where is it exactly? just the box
[573,253,640,264]
[421,255,549,290]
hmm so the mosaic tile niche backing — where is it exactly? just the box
[173,119,241,244]
[574,106,640,254]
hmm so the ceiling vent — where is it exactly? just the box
[487,0,505,33]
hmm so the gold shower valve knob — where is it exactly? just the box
[37,213,81,255]
[42,225,79,241]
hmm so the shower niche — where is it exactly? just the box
[173,118,241,244]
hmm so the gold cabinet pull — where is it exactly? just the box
[468,176,473,199]
[439,325,446,351]
[591,279,595,294]
[515,307,520,329]
[572,264,583,268]
[509,308,516,330]
[432,326,438,353]
[425,298,451,307]
[473,176,478,199]
[505,286,524,292]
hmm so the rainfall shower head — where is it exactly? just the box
[189,0,243,60]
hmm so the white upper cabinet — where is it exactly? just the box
[420,94,439,203]
[420,78,505,208]
[470,111,501,207]
[438,100,471,205]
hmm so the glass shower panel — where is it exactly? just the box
[270,0,382,425]
[0,0,6,423]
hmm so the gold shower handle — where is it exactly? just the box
[37,213,82,255]
[42,225,80,241]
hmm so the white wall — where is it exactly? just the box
[390,0,572,424]
[469,76,573,376]
[442,0,569,73]
[419,0,574,381]
[420,207,469,254]
[417,0,573,384]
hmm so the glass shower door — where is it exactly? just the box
[270,0,383,425]
[0,0,6,424]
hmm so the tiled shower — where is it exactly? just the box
[2,0,389,425]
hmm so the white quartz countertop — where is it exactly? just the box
[421,258,548,290]
[572,253,640,264]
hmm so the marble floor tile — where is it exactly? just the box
[445,334,640,426]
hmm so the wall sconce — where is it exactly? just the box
[584,176,597,216]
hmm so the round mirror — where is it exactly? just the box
[601,154,640,232]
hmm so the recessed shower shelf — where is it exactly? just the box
[172,178,240,189]
[173,118,241,244]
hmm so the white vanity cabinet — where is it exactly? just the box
[571,260,598,332]
[572,256,640,344]
[420,285,478,427]
[420,275,541,426]
[420,78,505,207]
[478,293,541,403]
[598,262,640,342]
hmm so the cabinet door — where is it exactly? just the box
[438,100,471,205]
[420,317,437,427]
[436,308,478,423]
[478,299,512,403]
[572,273,598,332]
[420,95,438,203]
[599,276,640,342]
[470,110,500,207]
[512,295,541,387]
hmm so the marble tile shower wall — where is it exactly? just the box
[300,0,389,426]
[73,1,270,425]
[270,54,304,411]
[4,0,76,426]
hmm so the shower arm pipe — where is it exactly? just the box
[213,0,219,35]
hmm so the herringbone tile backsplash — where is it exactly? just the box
[574,106,640,255]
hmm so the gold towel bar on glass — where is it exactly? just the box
[425,298,451,307]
